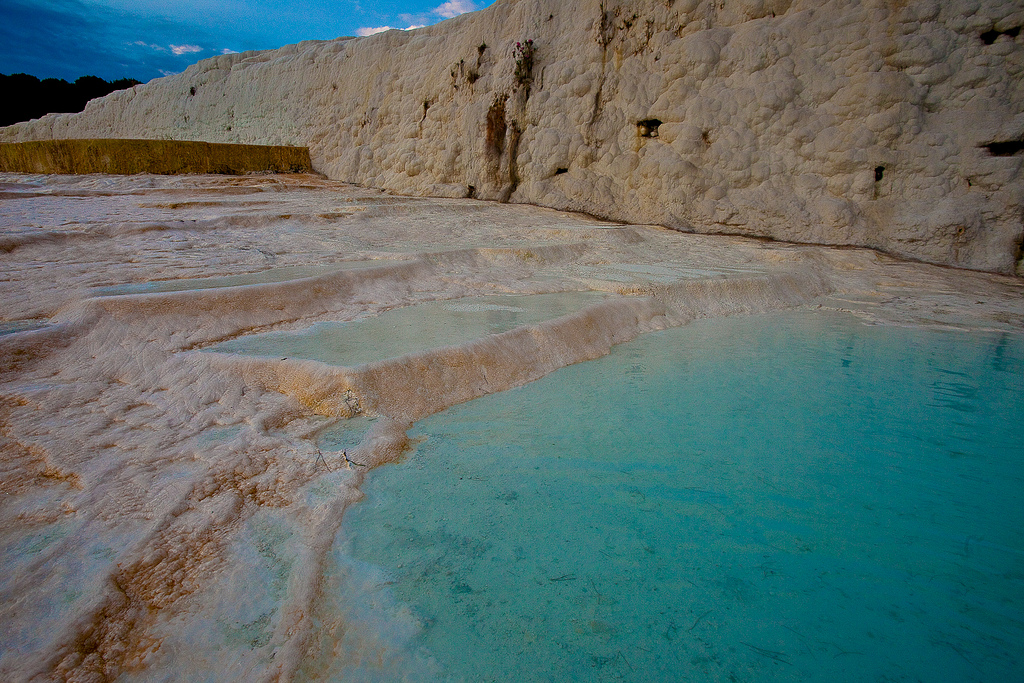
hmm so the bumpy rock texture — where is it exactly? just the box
[2,0,1023,273]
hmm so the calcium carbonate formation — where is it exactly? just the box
[2,0,1022,274]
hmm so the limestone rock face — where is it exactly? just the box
[3,0,1022,274]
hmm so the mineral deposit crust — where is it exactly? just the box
[2,0,1022,274]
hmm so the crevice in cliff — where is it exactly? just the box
[485,96,508,161]
[587,78,606,140]
[873,165,886,199]
[467,42,488,84]
[1015,231,1024,277]
[483,93,522,202]
[452,44,489,90]
[501,122,523,203]
[980,26,1020,45]
[982,140,1024,157]
[417,99,431,136]
[637,119,662,138]
[586,4,616,142]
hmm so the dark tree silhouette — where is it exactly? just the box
[0,74,142,127]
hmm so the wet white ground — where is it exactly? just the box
[0,172,1021,682]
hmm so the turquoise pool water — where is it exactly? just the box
[334,311,1024,682]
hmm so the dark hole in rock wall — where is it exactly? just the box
[466,185,476,198]
[189,87,196,96]
[872,165,886,200]
[982,140,1024,156]
[981,27,1020,44]
[637,119,662,138]
[554,167,569,175]
[1016,234,1024,277]
[504,122,523,201]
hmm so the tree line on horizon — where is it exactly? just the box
[0,74,142,128]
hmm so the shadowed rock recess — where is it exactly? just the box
[1,0,1021,274]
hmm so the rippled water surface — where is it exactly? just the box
[332,311,1024,682]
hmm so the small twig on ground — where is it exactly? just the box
[315,447,332,472]
[741,641,792,666]
[315,447,365,471]
[688,609,712,632]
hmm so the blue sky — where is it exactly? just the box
[0,0,494,82]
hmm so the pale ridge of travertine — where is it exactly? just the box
[205,269,833,422]
[2,0,1023,274]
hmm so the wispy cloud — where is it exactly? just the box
[133,40,166,52]
[433,0,478,18]
[170,44,203,56]
[221,48,238,54]
[355,24,424,37]
[356,26,392,36]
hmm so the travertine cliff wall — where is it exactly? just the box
[3,0,1022,274]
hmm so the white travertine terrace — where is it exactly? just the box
[0,173,1022,681]
[2,0,1024,679]
[1,0,1022,274]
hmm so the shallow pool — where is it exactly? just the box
[332,311,1024,682]
[210,291,610,367]
[0,320,47,335]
